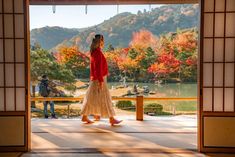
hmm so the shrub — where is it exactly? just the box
[144,103,163,114]
[116,101,134,110]
[65,84,77,92]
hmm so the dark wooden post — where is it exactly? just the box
[31,85,36,108]
[136,95,144,121]
[67,104,70,118]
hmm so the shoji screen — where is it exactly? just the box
[200,0,235,152]
[0,0,29,151]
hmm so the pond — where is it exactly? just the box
[33,81,197,98]
[107,82,198,114]
[107,82,197,98]
[32,81,198,115]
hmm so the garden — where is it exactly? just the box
[30,28,198,118]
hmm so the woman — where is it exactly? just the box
[80,34,122,126]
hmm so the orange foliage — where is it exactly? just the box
[55,46,89,68]
[148,52,181,76]
[130,29,158,49]
[172,31,197,52]
[118,57,139,72]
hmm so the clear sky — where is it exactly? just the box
[29,5,161,30]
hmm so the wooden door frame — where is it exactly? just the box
[0,0,30,152]
[199,0,235,152]
[26,0,31,151]
[27,0,202,152]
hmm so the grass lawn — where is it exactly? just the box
[31,100,197,118]
[31,102,82,118]
[144,100,197,115]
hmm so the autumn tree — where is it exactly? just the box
[130,29,158,50]
[147,29,197,82]
[104,49,121,81]
[55,46,90,78]
[172,30,198,81]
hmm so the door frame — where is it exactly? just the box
[26,0,204,152]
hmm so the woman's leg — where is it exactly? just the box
[109,117,122,126]
[94,115,100,121]
[82,115,94,123]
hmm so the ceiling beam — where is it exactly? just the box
[30,0,199,5]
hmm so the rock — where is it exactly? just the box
[133,84,138,93]
[116,85,125,89]
[147,112,155,116]
[143,86,150,93]
[77,84,89,89]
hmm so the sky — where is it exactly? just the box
[29,5,161,30]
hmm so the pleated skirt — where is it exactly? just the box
[80,77,115,118]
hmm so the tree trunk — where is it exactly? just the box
[31,85,36,108]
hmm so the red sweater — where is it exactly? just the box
[90,48,108,82]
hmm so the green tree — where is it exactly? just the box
[140,47,157,69]
[128,48,138,59]
[30,48,76,83]
[30,48,76,108]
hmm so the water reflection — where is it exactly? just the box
[107,82,197,97]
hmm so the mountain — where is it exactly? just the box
[30,4,199,51]
[30,26,79,50]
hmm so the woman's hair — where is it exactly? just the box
[90,34,104,53]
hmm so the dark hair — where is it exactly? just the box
[90,34,104,53]
[42,75,47,79]
[95,34,102,39]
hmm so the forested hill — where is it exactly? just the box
[30,26,79,50]
[30,4,199,51]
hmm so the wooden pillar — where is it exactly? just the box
[31,85,36,108]
[67,104,70,118]
[136,95,143,121]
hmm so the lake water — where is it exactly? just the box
[107,82,197,98]
[108,82,198,113]
[34,81,197,98]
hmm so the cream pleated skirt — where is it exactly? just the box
[80,77,115,118]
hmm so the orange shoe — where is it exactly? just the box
[82,116,94,124]
[94,115,101,121]
[110,118,123,126]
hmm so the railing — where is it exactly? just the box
[30,96,197,120]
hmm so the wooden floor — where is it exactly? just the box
[1,115,235,156]
[31,115,198,156]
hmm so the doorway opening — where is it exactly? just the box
[29,2,200,154]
